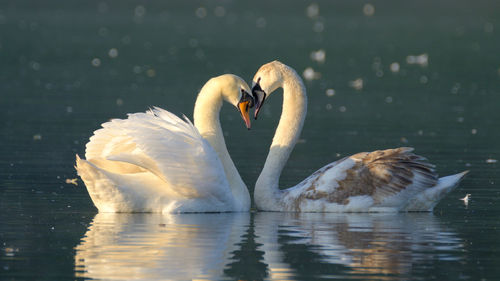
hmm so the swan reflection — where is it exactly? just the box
[75,212,463,280]
[255,212,463,279]
[75,212,249,280]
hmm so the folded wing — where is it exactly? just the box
[293,147,438,209]
[84,107,232,201]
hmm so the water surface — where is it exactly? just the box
[1,1,500,280]
[70,212,492,280]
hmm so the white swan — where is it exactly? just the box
[76,74,253,213]
[251,61,468,212]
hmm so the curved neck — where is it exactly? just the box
[255,68,307,209]
[193,80,250,210]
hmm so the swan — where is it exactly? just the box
[251,61,468,212]
[76,74,253,213]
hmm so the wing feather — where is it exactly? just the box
[292,147,439,207]
[360,147,438,204]
[84,107,232,201]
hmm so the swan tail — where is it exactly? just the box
[75,155,125,212]
[405,170,469,212]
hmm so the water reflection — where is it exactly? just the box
[255,212,463,280]
[75,213,249,280]
[74,212,464,280]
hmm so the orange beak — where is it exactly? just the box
[238,100,251,129]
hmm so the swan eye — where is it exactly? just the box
[240,89,255,108]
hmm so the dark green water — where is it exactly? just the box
[1,1,500,280]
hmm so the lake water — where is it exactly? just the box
[1,1,500,280]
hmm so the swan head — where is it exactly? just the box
[216,74,254,129]
[237,89,254,129]
[251,61,286,119]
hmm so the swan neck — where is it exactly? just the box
[193,80,250,210]
[255,69,307,209]
[193,81,223,138]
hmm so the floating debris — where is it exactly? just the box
[306,3,320,19]
[349,78,363,90]
[116,98,124,106]
[325,88,335,97]
[4,247,19,257]
[486,159,498,164]
[372,57,382,70]
[372,57,384,77]
[66,178,78,186]
[310,49,326,63]
[451,82,461,94]
[146,68,156,77]
[363,4,375,16]
[457,117,464,123]
[419,75,428,84]
[385,96,393,103]
[195,7,207,18]
[214,6,226,17]
[325,103,332,110]
[471,128,477,135]
[30,61,40,71]
[135,5,146,18]
[339,106,347,112]
[400,137,408,143]
[460,194,471,206]
[66,106,73,113]
[33,134,42,141]
[303,67,321,81]
[406,53,428,67]
[133,65,142,74]
[91,58,101,67]
[108,48,118,58]
[390,62,400,73]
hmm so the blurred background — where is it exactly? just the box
[1,1,499,279]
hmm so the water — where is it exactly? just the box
[72,212,476,280]
[1,1,500,280]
